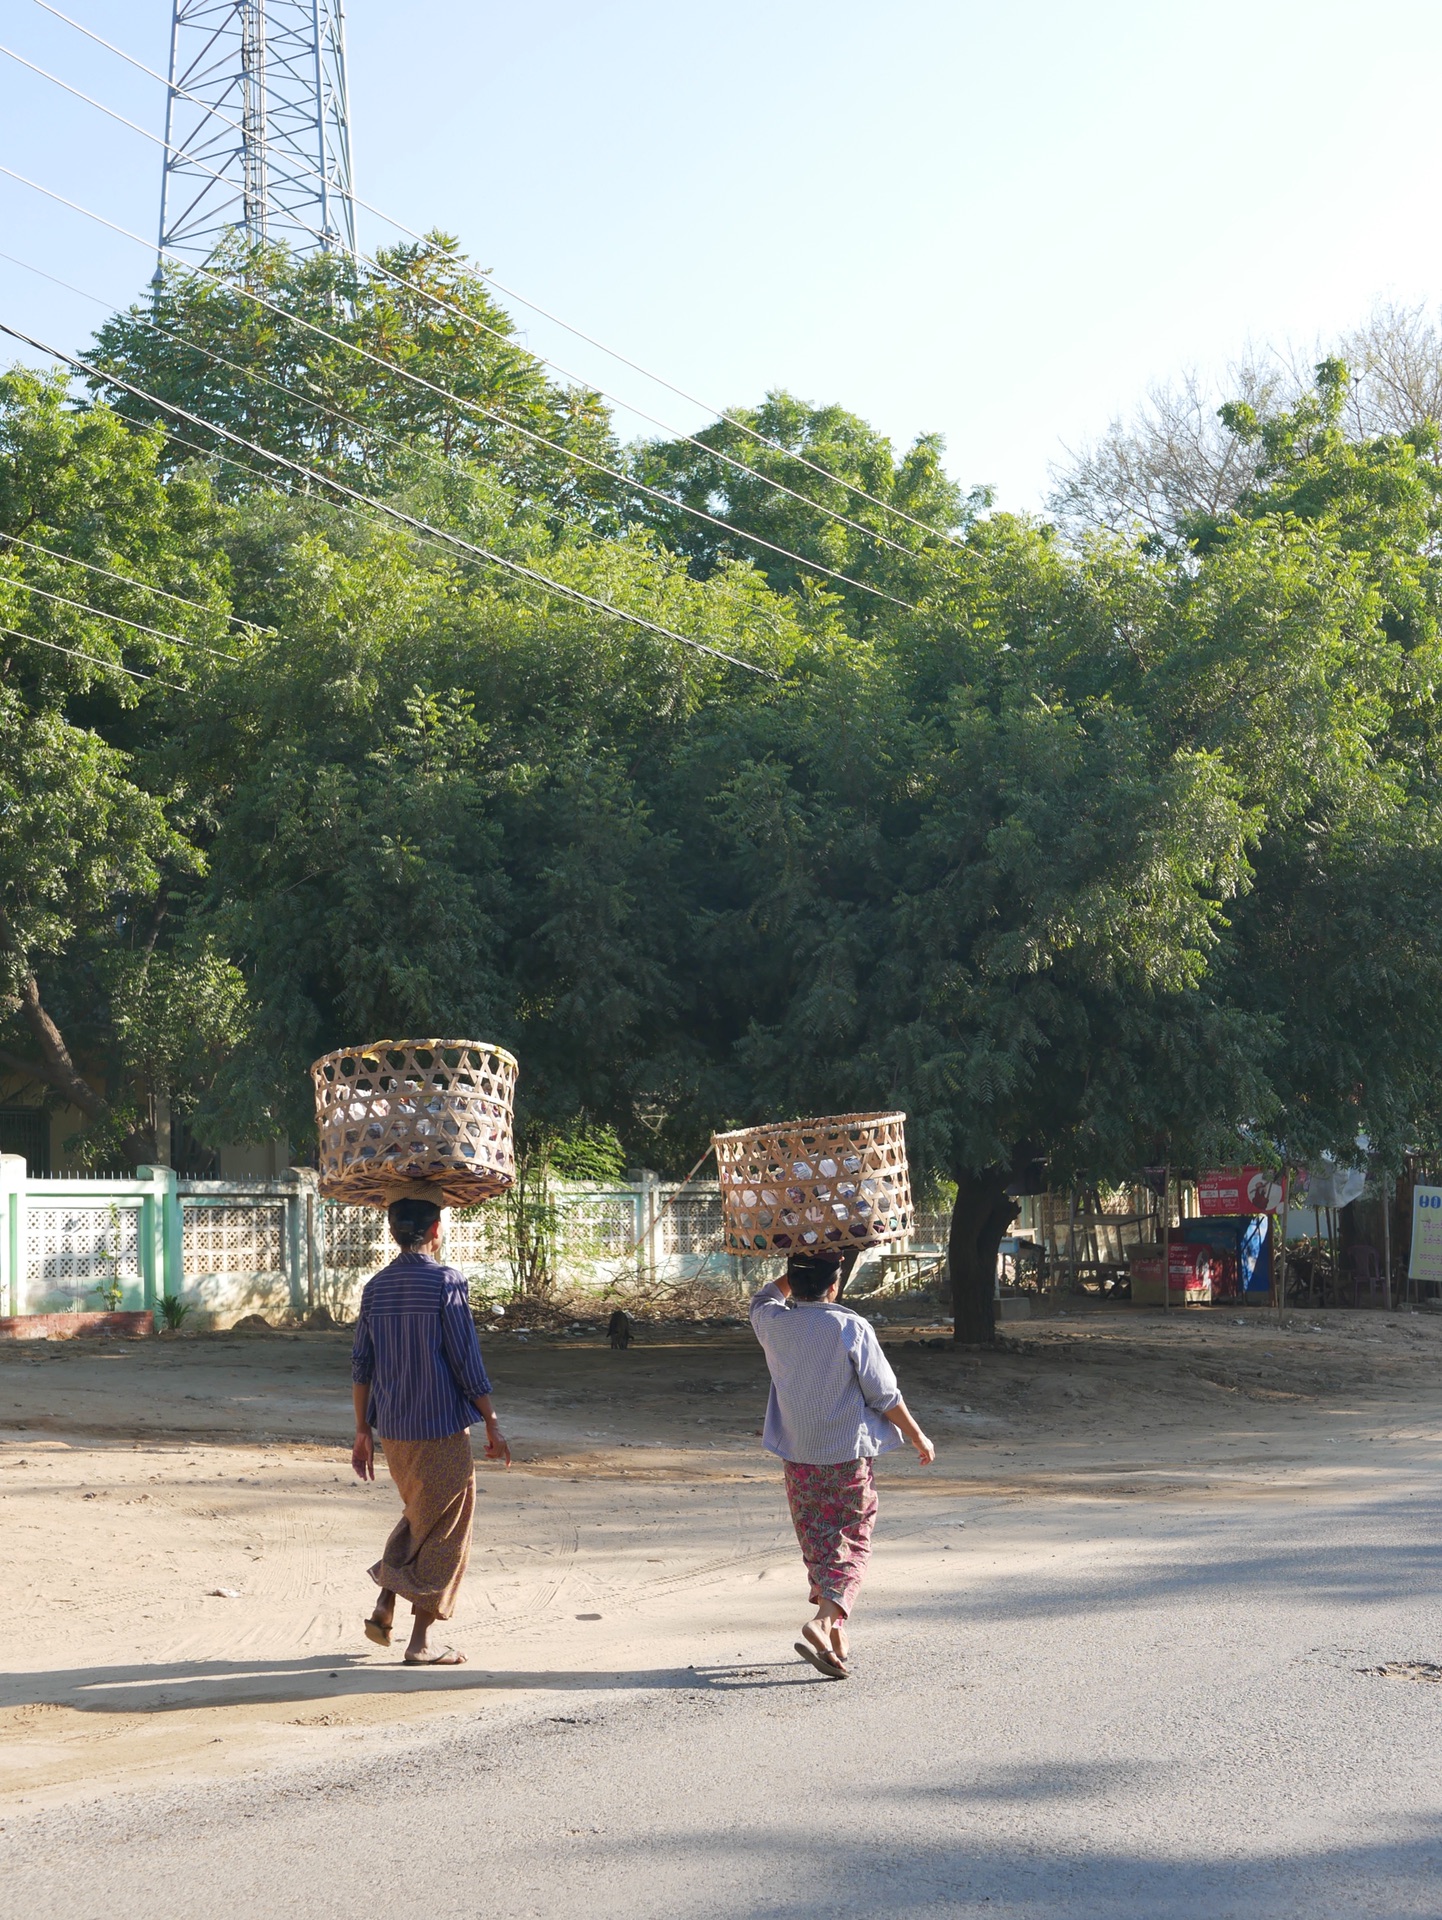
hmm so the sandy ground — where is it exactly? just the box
[3,1302,1442,1915]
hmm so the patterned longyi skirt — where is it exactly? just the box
[782,1457,878,1618]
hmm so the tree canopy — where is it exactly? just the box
[5,238,1442,1340]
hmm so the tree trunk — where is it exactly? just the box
[948,1167,1021,1346]
[8,972,155,1169]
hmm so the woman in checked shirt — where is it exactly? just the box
[751,1250,935,1678]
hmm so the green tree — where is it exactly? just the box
[0,370,247,1166]
[26,240,1442,1371]
[87,234,624,531]
[1193,367,1442,1175]
[893,370,1442,1335]
[647,517,1270,1340]
[177,485,802,1152]
[629,391,980,620]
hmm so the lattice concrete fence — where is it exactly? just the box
[0,1158,315,1328]
[0,1157,950,1329]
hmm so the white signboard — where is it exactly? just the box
[1409,1185,1442,1284]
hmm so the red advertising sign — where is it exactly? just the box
[1130,1244,1218,1304]
[1169,1244,1216,1283]
[1197,1167,1287,1215]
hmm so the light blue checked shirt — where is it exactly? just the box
[749,1282,903,1465]
[351,1251,492,1441]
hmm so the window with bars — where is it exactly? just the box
[0,1106,49,1175]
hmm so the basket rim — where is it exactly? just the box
[711,1109,906,1148]
[318,1168,515,1207]
[309,1037,519,1079]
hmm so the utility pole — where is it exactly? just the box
[157,0,356,274]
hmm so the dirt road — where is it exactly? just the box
[3,1306,1441,1915]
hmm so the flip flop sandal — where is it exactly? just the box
[364,1615,392,1647]
[796,1631,847,1679]
[404,1646,467,1666]
[802,1619,849,1674]
[795,1638,847,1679]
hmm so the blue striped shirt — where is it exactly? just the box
[749,1282,903,1465]
[350,1251,493,1441]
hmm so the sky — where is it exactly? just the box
[3,0,1442,510]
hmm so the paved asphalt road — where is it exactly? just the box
[6,1462,1442,1919]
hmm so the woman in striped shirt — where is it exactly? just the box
[751,1251,935,1678]
[351,1196,510,1665]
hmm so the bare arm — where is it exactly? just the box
[883,1397,936,1465]
[351,1383,374,1480]
[472,1391,511,1466]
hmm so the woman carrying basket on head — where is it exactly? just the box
[751,1249,935,1679]
[351,1195,511,1665]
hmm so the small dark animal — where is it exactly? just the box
[607,1309,632,1350]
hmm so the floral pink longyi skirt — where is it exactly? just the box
[782,1458,878,1618]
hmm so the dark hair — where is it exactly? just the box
[388,1197,441,1248]
[787,1252,843,1300]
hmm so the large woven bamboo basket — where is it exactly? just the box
[310,1039,518,1208]
[712,1111,912,1256]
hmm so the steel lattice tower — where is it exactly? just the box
[157,0,356,268]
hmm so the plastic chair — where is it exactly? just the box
[1347,1244,1385,1308]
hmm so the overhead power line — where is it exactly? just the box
[22,2,962,555]
[0,618,177,686]
[2,527,269,632]
[104,407,548,597]
[1,242,522,487]
[0,240,917,637]
[0,97,912,613]
[32,296,735,667]
[103,404,610,620]
[0,319,778,680]
[457,277,969,550]
[337,251,936,573]
[0,572,238,660]
[0,198,786,678]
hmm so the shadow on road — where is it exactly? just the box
[5,1653,815,1714]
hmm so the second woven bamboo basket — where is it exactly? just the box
[712,1110,912,1255]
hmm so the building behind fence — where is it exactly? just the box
[0,1157,949,1327]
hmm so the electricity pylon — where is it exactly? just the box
[156,0,356,270]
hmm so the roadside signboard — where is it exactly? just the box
[1408,1185,1442,1285]
[1131,1244,1218,1305]
[1197,1168,1288,1215]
